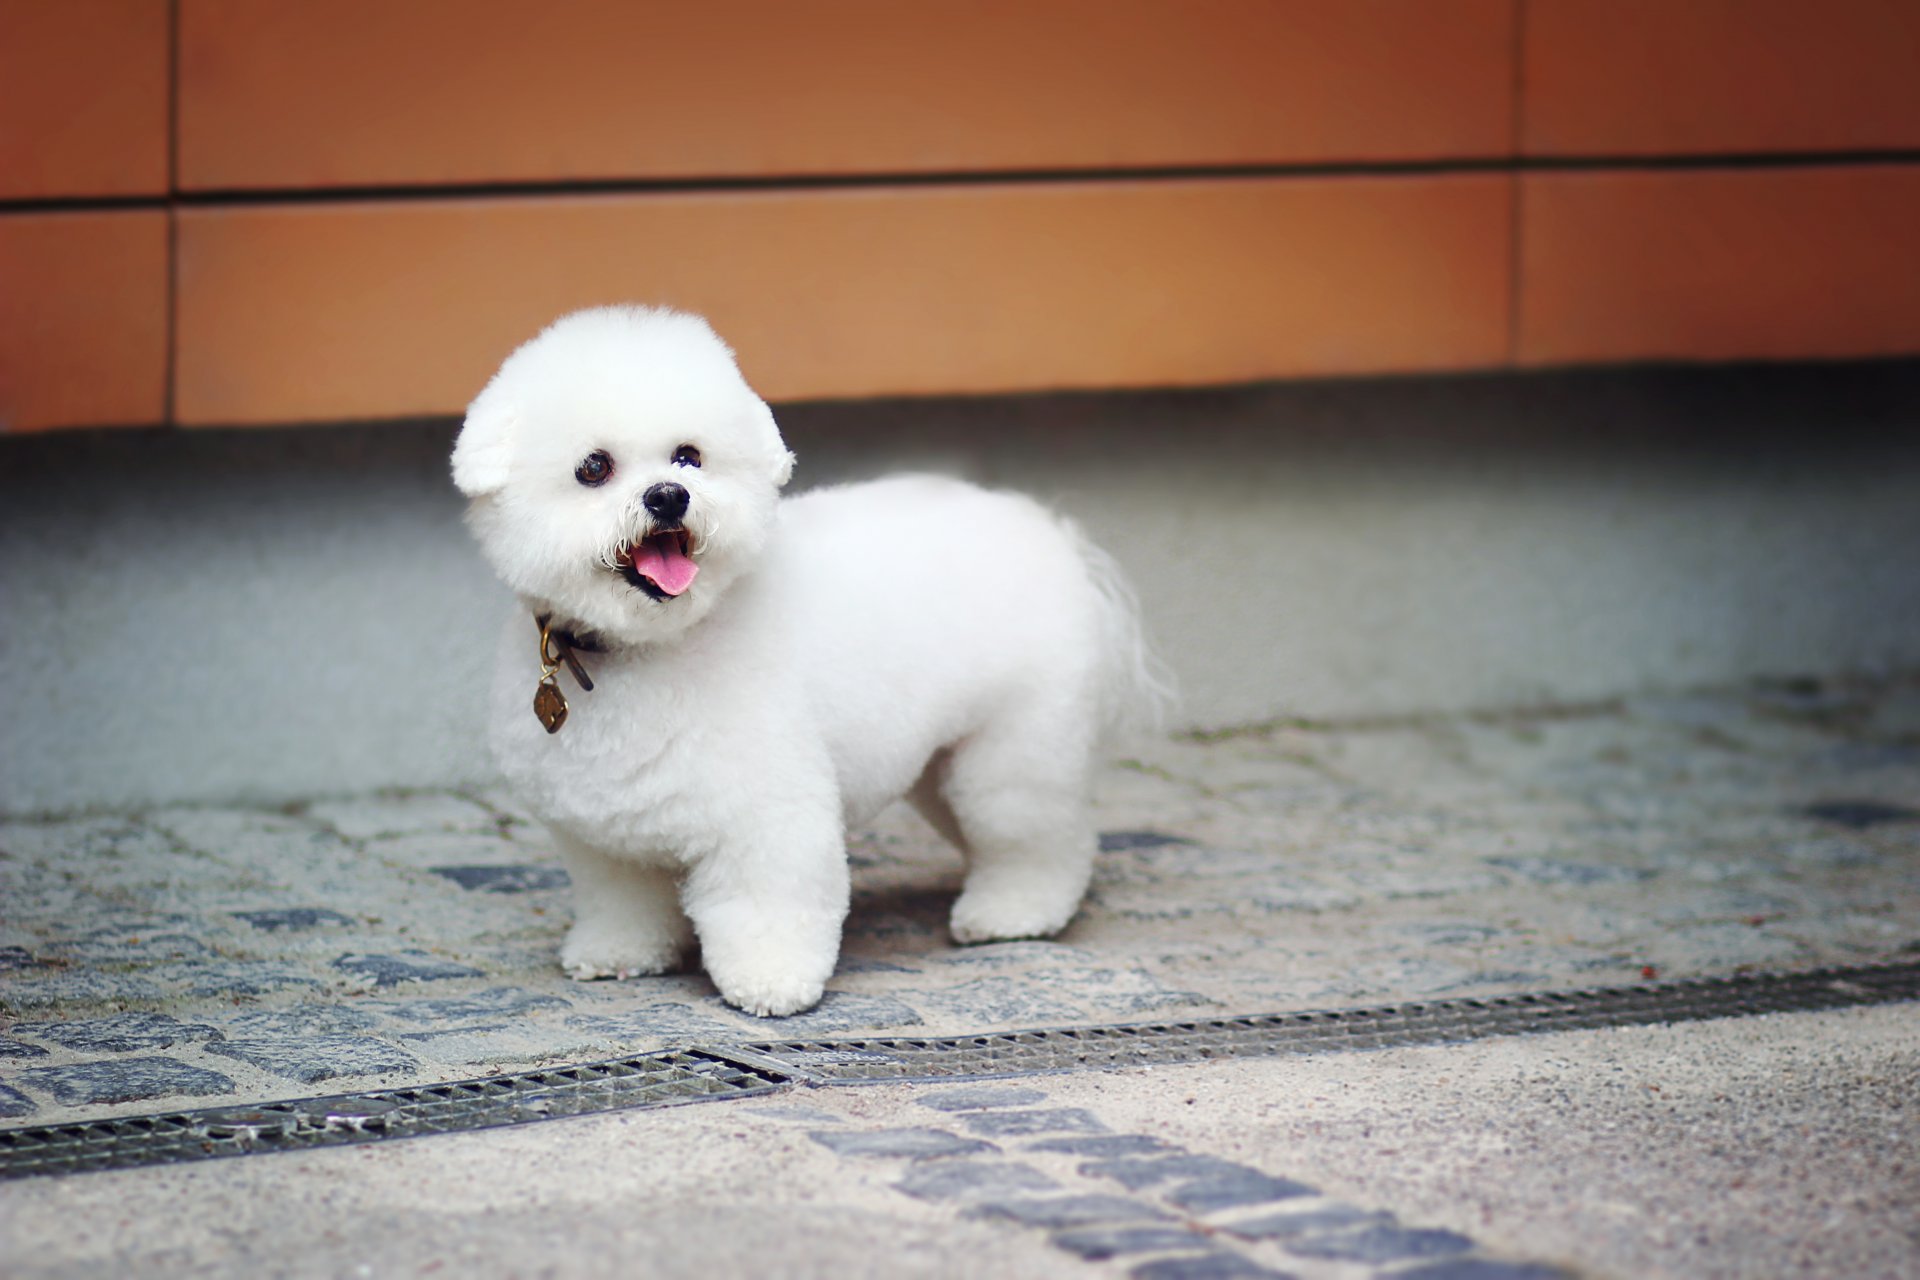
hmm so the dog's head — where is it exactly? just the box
[453,306,794,646]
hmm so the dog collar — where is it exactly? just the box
[532,613,598,734]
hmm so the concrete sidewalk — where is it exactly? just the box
[2,676,1917,1277]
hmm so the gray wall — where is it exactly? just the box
[4,363,1918,814]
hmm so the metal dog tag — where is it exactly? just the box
[534,676,568,734]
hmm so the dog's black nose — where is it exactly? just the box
[642,482,689,523]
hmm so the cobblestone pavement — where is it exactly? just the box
[3,676,1917,1129]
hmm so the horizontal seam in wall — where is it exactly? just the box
[6,149,1920,215]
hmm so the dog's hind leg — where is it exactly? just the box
[551,830,693,980]
[941,701,1099,944]
[907,749,971,854]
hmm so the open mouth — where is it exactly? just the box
[613,528,699,601]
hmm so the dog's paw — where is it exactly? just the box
[559,921,682,982]
[949,891,1077,945]
[714,972,826,1018]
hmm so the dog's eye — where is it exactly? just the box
[574,450,614,487]
[672,444,702,469]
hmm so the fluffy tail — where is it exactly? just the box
[1065,520,1177,744]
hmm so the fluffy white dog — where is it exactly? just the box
[454,306,1163,1015]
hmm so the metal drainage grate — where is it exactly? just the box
[743,959,1920,1083]
[3,959,1916,1180]
[0,1049,784,1181]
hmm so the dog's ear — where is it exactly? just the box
[452,387,514,497]
[751,400,795,488]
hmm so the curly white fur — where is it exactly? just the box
[455,306,1166,1016]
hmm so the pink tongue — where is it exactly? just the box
[632,534,698,596]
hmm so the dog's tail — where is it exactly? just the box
[1065,520,1177,745]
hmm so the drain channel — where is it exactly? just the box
[0,1049,784,1181]
[744,959,1920,1082]
[3,959,1915,1181]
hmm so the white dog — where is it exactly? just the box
[453,306,1163,1015]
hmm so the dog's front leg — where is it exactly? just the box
[680,814,849,1018]
[551,829,693,980]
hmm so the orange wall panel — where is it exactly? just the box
[0,0,170,199]
[1517,165,1920,366]
[1523,0,1920,157]
[173,177,1512,424]
[177,0,1515,191]
[0,211,169,430]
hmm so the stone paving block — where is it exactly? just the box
[0,816,178,865]
[1219,1205,1393,1240]
[0,1039,50,1060]
[1485,856,1658,886]
[1028,1135,1179,1158]
[225,1005,384,1036]
[1394,1261,1574,1280]
[1129,1253,1296,1280]
[1649,889,1799,927]
[1798,798,1920,830]
[934,940,1100,969]
[1644,923,1808,969]
[563,1003,740,1045]
[0,945,42,972]
[174,830,390,914]
[331,952,486,987]
[375,987,574,1024]
[0,970,168,1013]
[175,963,326,998]
[916,1086,1052,1112]
[1163,1171,1317,1213]
[204,1034,418,1084]
[959,1108,1108,1138]
[924,966,1204,1024]
[1399,921,1504,947]
[11,1012,222,1054]
[393,1024,594,1066]
[836,956,920,975]
[841,889,951,944]
[1236,879,1368,915]
[966,1193,1173,1228]
[466,788,543,828]
[16,1057,236,1106]
[893,1159,1059,1201]
[1867,824,1920,854]
[304,792,502,840]
[809,1128,997,1160]
[0,1083,36,1116]
[1081,1155,1278,1192]
[1283,1223,1475,1263]
[363,831,538,871]
[913,975,1084,1025]
[1142,733,1335,801]
[1098,831,1197,852]
[45,925,211,966]
[1781,835,1884,867]
[231,908,354,931]
[1049,1224,1218,1260]
[1296,856,1503,902]
[745,990,922,1034]
[148,808,342,867]
[1312,726,1487,795]
[429,865,570,893]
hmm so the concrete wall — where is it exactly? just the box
[3,362,1917,814]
